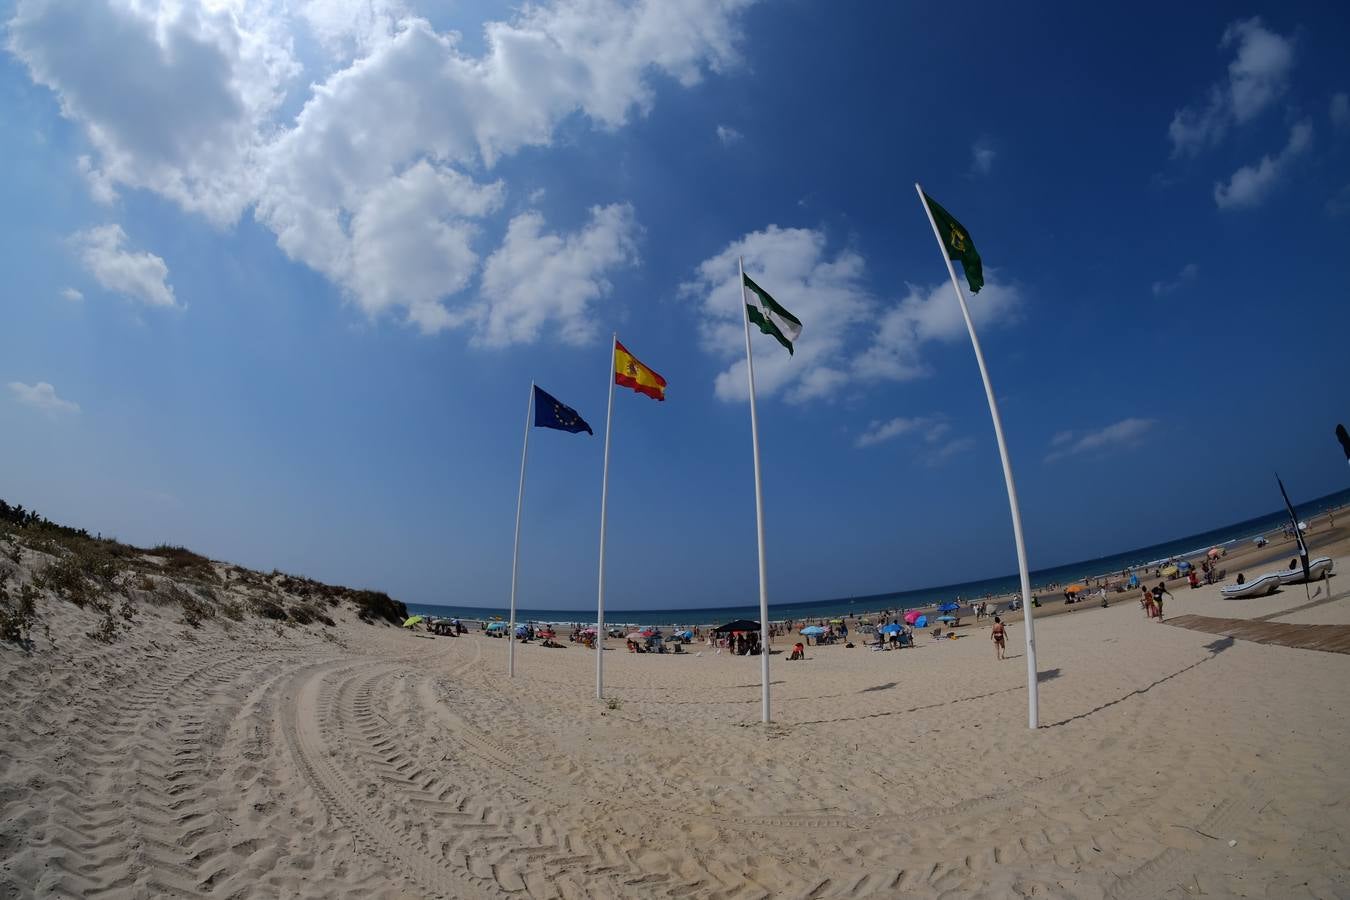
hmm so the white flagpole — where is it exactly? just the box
[738,257,773,724]
[507,381,534,678]
[915,183,1039,730]
[595,334,617,700]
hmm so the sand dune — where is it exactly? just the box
[4,537,1350,898]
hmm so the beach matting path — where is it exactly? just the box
[5,556,1350,898]
[1166,614,1350,654]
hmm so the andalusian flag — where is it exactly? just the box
[614,340,666,401]
[742,273,802,355]
[921,192,984,293]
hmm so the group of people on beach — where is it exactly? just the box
[1141,582,1171,620]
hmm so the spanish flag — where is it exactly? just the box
[614,339,666,401]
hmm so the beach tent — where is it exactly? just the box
[904,610,921,625]
[1160,565,1179,578]
[1127,573,1139,588]
[1177,561,1192,572]
[714,619,760,633]
[486,621,508,631]
[914,615,928,628]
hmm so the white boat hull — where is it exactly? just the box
[1276,557,1334,585]
[1221,573,1283,599]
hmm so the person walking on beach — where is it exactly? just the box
[1151,581,1171,621]
[1140,586,1154,619]
[991,616,1007,660]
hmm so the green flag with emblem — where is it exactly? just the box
[921,192,984,293]
[742,273,803,355]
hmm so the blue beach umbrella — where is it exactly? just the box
[487,621,508,631]
[800,626,827,636]
[914,615,928,628]
[938,602,960,613]
[880,623,903,634]
[936,615,956,623]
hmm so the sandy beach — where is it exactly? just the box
[3,523,1350,899]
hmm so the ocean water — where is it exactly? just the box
[406,486,1350,627]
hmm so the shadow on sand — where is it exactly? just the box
[1040,637,1233,729]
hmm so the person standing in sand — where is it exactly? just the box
[1151,581,1171,621]
[991,616,1007,660]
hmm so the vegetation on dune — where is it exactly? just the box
[0,498,408,649]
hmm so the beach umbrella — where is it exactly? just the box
[676,630,693,639]
[640,629,657,638]
[880,623,903,634]
[403,615,424,628]
[487,621,508,631]
[714,619,760,633]
[914,615,928,628]
[1177,561,1192,572]
[904,610,921,625]
[829,619,844,624]
[936,615,956,623]
[800,625,827,636]
[1208,547,1223,558]
[938,601,960,613]
[1160,565,1178,578]
[1064,584,1086,594]
[581,626,597,634]
[626,631,646,641]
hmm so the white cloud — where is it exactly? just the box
[1214,120,1312,210]
[1151,262,1199,296]
[8,381,79,415]
[924,437,975,467]
[346,161,506,330]
[971,136,995,175]
[685,226,1021,403]
[684,226,873,403]
[1169,17,1295,156]
[716,124,743,145]
[1045,418,1156,463]
[60,287,82,302]
[852,277,1021,383]
[477,204,640,347]
[72,224,176,307]
[297,0,405,58]
[856,415,947,449]
[1332,92,1350,130]
[8,0,299,226]
[855,415,970,465]
[9,0,755,342]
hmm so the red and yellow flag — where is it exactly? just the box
[614,340,666,401]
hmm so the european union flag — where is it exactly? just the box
[534,385,593,435]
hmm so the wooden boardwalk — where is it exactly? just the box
[1166,614,1350,654]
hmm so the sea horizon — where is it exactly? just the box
[408,485,1350,626]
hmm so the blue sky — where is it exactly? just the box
[2,1,1348,611]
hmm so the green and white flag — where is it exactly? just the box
[742,273,802,355]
